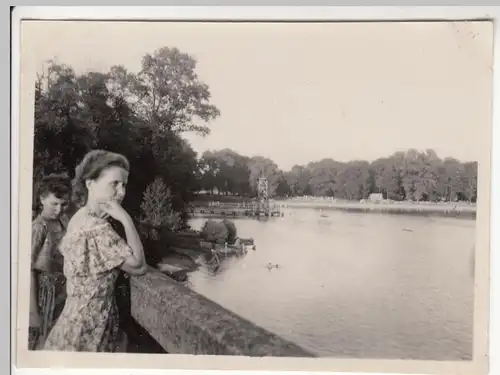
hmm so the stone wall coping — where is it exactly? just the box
[130,266,316,357]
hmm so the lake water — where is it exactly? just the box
[186,208,475,360]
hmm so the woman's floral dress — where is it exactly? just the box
[29,215,67,350]
[43,208,134,352]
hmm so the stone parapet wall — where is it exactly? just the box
[130,267,315,357]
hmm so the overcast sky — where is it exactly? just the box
[25,21,493,170]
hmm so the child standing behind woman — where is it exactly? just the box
[29,174,71,350]
[43,150,147,352]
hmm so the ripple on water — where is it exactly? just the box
[187,210,475,360]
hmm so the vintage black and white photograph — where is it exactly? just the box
[15,15,493,374]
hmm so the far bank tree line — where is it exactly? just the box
[197,149,478,203]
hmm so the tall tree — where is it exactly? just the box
[109,47,220,136]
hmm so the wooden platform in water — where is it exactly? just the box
[191,207,283,218]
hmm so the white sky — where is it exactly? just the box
[24,21,493,170]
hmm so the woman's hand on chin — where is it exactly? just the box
[99,201,129,223]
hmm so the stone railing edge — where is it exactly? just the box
[129,266,316,358]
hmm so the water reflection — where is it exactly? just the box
[185,209,475,360]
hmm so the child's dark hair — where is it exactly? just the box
[72,150,130,208]
[36,173,71,200]
[33,173,71,214]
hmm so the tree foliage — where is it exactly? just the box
[197,148,478,203]
[109,47,220,136]
[140,177,182,231]
[33,47,220,223]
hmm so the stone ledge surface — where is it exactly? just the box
[130,266,315,357]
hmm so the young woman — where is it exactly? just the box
[43,150,147,352]
[29,174,70,350]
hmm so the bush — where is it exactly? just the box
[200,219,228,244]
[140,177,183,233]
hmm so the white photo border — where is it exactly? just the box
[10,5,500,375]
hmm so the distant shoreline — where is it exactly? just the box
[280,200,477,219]
[192,196,477,219]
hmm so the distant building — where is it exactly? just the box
[369,193,384,202]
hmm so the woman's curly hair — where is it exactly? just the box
[72,150,130,208]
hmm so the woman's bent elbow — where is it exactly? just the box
[121,262,148,276]
[133,264,148,276]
